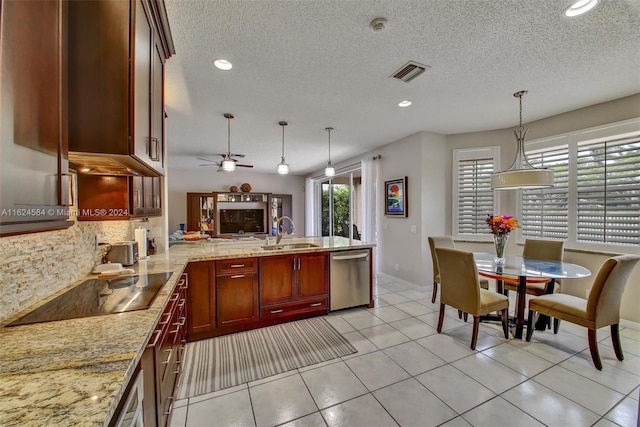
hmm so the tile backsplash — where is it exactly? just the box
[0,221,133,323]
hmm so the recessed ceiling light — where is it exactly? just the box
[398,100,412,107]
[213,59,232,70]
[565,0,598,17]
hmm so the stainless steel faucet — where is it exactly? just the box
[275,216,295,245]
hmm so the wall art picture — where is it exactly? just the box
[385,177,408,217]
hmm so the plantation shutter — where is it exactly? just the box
[576,137,640,246]
[521,146,569,240]
[457,157,494,235]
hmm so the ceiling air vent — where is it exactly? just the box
[391,61,430,83]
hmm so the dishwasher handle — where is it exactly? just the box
[332,252,368,261]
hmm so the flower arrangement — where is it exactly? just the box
[486,215,519,236]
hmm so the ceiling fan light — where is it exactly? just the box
[277,160,290,175]
[221,158,236,172]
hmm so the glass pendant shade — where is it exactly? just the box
[277,121,290,174]
[324,127,335,177]
[324,162,335,177]
[491,91,554,191]
[277,160,289,175]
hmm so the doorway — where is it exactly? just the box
[320,169,362,240]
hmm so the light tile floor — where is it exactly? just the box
[169,274,640,427]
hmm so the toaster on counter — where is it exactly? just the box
[106,241,139,266]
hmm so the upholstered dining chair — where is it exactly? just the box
[502,239,564,331]
[428,236,489,304]
[526,254,640,370]
[435,247,510,349]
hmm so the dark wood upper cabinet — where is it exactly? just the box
[0,0,74,236]
[67,0,174,177]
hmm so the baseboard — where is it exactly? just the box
[620,318,640,330]
[376,272,426,289]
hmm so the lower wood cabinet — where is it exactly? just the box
[141,273,187,427]
[185,260,216,341]
[215,258,259,328]
[259,252,329,319]
[185,252,329,342]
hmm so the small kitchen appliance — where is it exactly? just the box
[106,241,139,266]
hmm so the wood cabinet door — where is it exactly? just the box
[0,0,73,235]
[259,255,295,305]
[185,261,216,340]
[297,253,329,299]
[216,273,259,327]
[132,0,153,169]
[150,40,165,173]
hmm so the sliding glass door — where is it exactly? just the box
[320,169,362,239]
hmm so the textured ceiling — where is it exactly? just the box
[164,0,640,174]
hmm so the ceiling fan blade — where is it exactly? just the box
[230,153,246,158]
[236,164,254,168]
[199,164,220,167]
[197,157,218,163]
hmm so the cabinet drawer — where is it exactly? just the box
[260,297,328,320]
[216,258,257,274]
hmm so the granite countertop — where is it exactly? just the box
[0,236,373,426]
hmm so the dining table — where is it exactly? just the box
[473,252,592,339]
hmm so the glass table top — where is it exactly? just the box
[473,252,592,280]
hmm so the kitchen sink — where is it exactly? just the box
[261,243,320,251]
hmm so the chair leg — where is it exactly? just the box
[463,312,468,322]
[526,310,535,342]
[588,329,603,370]
[611,324,624,361]
[471,316,479,350]
[553,318,560,334]
[501,308,509,339]
[432,281,438,303]
[437,303,445,333]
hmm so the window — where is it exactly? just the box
[521,146,569,240]
[576,137,640,246]
[519,119,640,251]
[454,147,498,238]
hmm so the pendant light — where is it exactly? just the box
[324,127,335,177]
[491,91,554,190]
[221,113,236,172]
[277,121,290,174]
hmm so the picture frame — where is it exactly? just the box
[385,177,408,217]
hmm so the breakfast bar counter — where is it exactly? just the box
[0,237,373,426]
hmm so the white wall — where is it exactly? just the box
[166,168,306,236]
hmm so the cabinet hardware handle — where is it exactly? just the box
[310,302,322,307]
[230,274,245,279]
[170,327,180,334]
[178,299,185,308]
[169,294,179,302]
[162,397,174,416]
[162,348,173,364]
[150,137,161,161]
[270,309,284,314]
[134,190,141,209]
[230,264,245,268]
[173,317,186,327]
[146,329,162,348]
[297,258,301,270]
[159,312,172,325]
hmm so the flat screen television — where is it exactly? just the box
[218,208,266,235]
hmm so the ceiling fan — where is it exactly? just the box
[198,113,254,172]
[198,153,254,170]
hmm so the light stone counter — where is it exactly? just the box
[0,236,373,426]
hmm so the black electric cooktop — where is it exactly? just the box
[6,272,173,327]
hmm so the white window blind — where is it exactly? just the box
[522,146,569,240]
[457,157,494,235]
[576,137,640,246]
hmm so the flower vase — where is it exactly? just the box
[493,234,508,265]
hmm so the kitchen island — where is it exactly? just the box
[0,237,373,427]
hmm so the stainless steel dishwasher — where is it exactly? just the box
[330,249,371,310]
